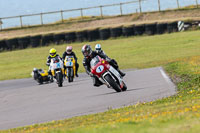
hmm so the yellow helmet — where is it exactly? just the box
[49,48,57,57]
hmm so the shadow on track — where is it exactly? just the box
[90,87,147,97]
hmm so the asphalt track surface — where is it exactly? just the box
[0,67,176,130]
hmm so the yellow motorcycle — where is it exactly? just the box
[64,55,76,82]
[32,68,53,84]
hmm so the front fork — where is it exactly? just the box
[101,68,124,89]
[99,72,114,88]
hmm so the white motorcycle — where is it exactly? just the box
[50,57,64,87]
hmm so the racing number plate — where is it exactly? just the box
[96,65,104,73]
[56,62,61,68]
[66,62,73,67]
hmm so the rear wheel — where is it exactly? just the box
[104,74,121,92]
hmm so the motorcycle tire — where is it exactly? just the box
[56,72,63,87]
[37,75,43,85]
[34,72,43,85]
[67,68,74,82]
[33,72,38,80]
[121,81,127,91]
[68,77,73,82]
[104,74,121,92]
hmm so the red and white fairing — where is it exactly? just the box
[90,56,124,89]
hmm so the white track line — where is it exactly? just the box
[159,67,172,85]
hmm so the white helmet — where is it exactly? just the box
[95,44,102,53]
[66,46,72,54]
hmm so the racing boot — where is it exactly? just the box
[93,77,103,87]
[50,75,54,83]
[75,63,79,77]
[118,69,126,77]
[63,69,66,79]
[75,70,79,77]
[48,70,54,82]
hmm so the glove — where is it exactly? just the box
[46,63,50,66]
[105,57,111,62]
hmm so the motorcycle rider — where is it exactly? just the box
[95,44,107,56]
[82,44,125,87]
[62,46,79,77]
[46,48,62,81]
[95,43,121,71]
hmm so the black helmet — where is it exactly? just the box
[82,44,92,57]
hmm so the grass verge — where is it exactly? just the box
[2,53,200,133]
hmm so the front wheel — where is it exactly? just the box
[104,74,121,92]
[68,76,74,82]
[67,68,74,83]
[37,75,43,84]
[56,72,63,87]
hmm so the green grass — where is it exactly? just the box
[2,55,200,133]
[0,30,200,80]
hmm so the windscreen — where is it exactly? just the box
[52,57,60,63]
[65,56,74,61]
[90,56,100,68]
